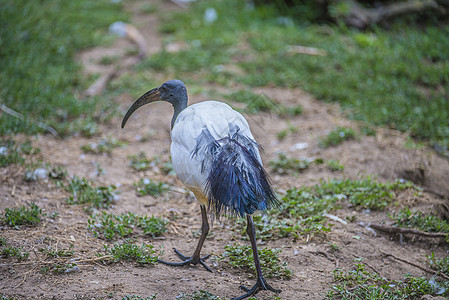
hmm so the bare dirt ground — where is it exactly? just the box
[1,1,449,299]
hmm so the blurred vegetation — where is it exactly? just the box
[2,0,448,158]
[151,0,449,155]
[0,0,128,136]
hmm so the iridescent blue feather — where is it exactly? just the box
[192,124,278,218]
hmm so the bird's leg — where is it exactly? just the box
[158,204,212,272]
[232,215,281,300]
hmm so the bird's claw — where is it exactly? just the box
[231,277,281,300]
[158,248,213,272]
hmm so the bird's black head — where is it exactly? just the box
[121,79,188,129]
[158,79,188,107]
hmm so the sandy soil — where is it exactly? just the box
[1,1,448,299]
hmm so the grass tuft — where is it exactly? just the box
[38,245,74,259]
[327,263,449,299]
[319,127,357,148]
[88,212,168,240]
[326,159,344,172]
[389,208,449,240]
[81,137,127,155]
[222,244,292,278]
[65,176,117,209]
[427,252,449,276]
[0,238,29,262]
[0,140,39,167]
[269,152,315,175]
[2,202,44,228]
[134,178,169,197]
[138,215,169,238]
[128,152,153,171]
[104,241,159,265]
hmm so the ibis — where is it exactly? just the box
[121,79,280,300]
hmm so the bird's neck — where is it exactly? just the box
[171,99,188,130]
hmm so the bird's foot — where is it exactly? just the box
[157,248,212,272]
[231,276,281,300]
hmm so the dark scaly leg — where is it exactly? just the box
[158,204,212,272]
[232,214,281,300]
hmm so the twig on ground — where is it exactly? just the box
[369,223,448,239]
[0,102,58,136]
[324,213,348,225]
[351,253,382,276]
[379,249,449,281]
[72,255,113,264]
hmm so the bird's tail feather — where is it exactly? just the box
[193,125,278,218]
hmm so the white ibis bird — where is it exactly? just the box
[121,79,280,300]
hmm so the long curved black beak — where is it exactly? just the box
[121,87,161,128]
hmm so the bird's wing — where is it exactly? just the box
[170,101,260,193]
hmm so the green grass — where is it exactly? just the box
[134,178,169,197]
[427,252,449,276]
[319,127,357,148]
[89,212,135,240]
[2,202,44,228]
[0,140,40,167]
[0,242,30,262]
[0,0,128,136]
[233,177,418,241]
[138,215,169,238]
[315,178,418,210]
[81,137,127,155]
[0,238,29,262]
[269,152,315,175]
[327,263,449,299]
[103,241,159,265]
[88,212,168,240]
[38,245,74,259]
[65,176,117,209]
[277,121,298,140]
[128,152,153,171]
[326,159,344,172]
[389,208,449,241]
[221,244,292,278]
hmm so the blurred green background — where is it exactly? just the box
[1,0,448,156]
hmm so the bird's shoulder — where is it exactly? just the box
[175,101,248,129]
[183,100,235,116]
[171,100,253,145]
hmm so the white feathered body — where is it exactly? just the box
[170,101,261,205]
